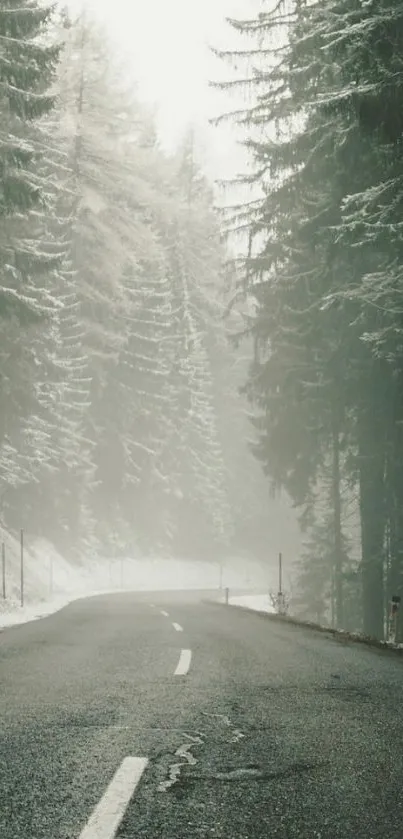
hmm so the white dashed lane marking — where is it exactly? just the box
[175,649,192,676]
[78,757,148,839]
[150,606,189,673]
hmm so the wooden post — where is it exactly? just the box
[225,587,229,605]
[278,552,283,596]
[2,541,5,600]
[49,553,53,597]
[20,529,24,608]
[332,407,343,628]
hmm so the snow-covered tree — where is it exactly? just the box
[156,135,235,558]
[0,0,62,518]
[215,0,403,637]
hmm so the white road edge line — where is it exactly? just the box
[175,649,192,676]
[78,757,148,839]
[172,622,183,632]
[160,610,169,617]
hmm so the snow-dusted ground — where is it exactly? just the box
[0,596,74,629]
[0,528,270,631]
[223,593,403,651]
[225,593,276,614]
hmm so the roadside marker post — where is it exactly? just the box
[49,553,54,597]
[2,541,5,600]
[278,552,283,601]
[20,529,24,608]
[390,595,401,643]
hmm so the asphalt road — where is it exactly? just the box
[1,591,403,839]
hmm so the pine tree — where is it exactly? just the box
[159,135,235,559]
[0,1,62,521]
[6,9,97,556]
[306,0,403,635]
[56,16,160,553]
[215,0,396,636]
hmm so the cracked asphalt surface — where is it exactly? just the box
[1,590,403,838]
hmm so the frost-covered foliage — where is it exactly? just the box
[0,6,292,567]
[216,0,403,638]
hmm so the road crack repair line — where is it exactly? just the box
[157,713,248,795]
[201,711,245,744]
[158,733,205,793]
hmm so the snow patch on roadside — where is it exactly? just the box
[0,530,119,631]
[222,594,403,653]
[0,596,72,629]
[0,531,271,632]
[0,588,125,631]
[225,594,276,614]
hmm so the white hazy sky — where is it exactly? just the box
[64,0,256,178]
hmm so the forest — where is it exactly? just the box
[216,0,403,639]
[0,2,296,588]
[1,0,402,641]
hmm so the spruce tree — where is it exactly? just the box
[0,0,61,520]
[215,0,396,636]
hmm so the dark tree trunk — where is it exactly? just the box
[386,374,403,640]
[358,409,386,639]
[331,404,343,628]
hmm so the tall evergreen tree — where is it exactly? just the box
[0,1,61,520]
[159,135,235,559]
[306,0,403,635]
[215,0,403,636]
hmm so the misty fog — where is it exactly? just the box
[3,4,403,839]
[0,0,401,644]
